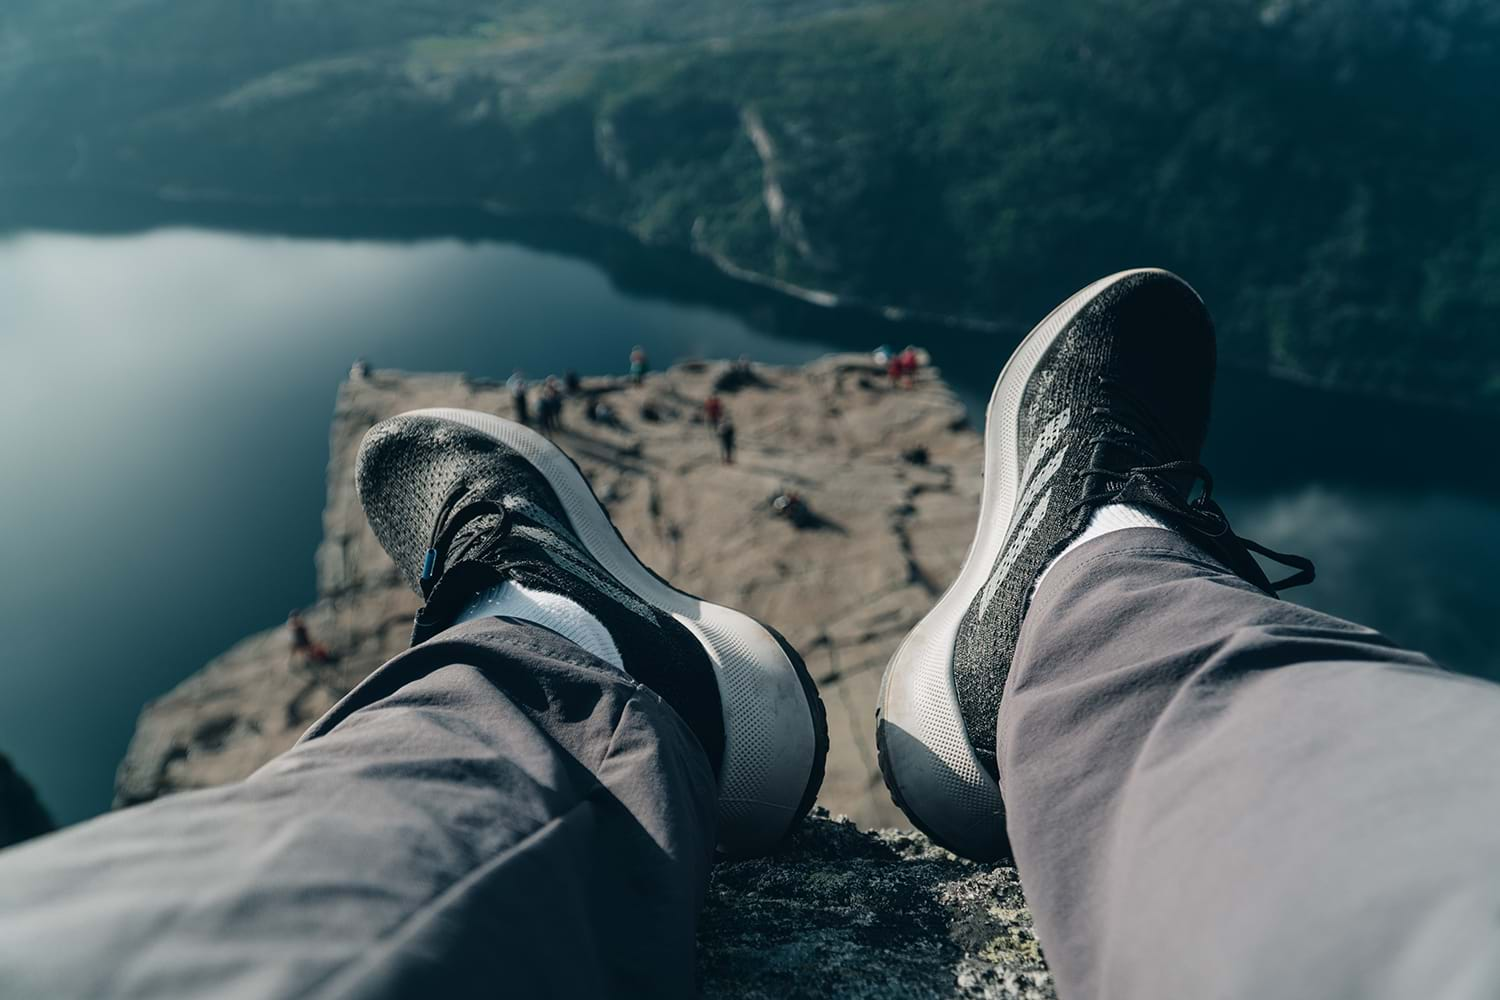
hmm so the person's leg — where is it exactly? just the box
[1000,526,1500,1000]
[0,406,825,998]
[877,267,1500,996]
[0,617,716,1000]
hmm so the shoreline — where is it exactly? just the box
[1,180,1489,415]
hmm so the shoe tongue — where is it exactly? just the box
[446,511,509,566]
[411,559,510,645]
[1083,435,1176,496]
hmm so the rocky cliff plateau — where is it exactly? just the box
[114,354,1055,997]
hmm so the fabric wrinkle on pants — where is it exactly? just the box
[1001,526,1500,1000]
[0,618,717,1000]
[3,531,1500,999]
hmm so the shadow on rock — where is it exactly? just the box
[698,812,1054,999]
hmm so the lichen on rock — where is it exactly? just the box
[701,811,1054,998]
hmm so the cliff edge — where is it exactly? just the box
[114,354,1055,996]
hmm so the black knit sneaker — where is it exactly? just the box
[876,268,1314,861]
[356,408,828,857]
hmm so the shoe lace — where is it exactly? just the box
[1066,375,1315,593]
[420,482,510,599]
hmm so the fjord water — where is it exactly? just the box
[3,202,1497,826]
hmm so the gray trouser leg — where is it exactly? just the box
[0,619,717,1000]
[999,527,1500,1000]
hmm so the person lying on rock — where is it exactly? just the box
[771,488,815,528]
[286,609,332,665]
[4,270,1498,1000]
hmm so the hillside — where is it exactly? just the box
[3,0,1497,405]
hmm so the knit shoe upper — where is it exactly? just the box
[877,268,1314,861]
[951,270,1218,778]
[356,409,828,856]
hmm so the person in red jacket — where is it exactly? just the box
[898,346,920,387]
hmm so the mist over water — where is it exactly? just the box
[3,211,1497,826]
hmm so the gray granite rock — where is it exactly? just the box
[117,353,984,827]
[113,355,1051,996]
[701,812,1054,999]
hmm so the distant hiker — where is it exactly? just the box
[717,416,736,464]
[898,346,920,387]
[629,346,649,384]
[771,489,813,527]
[539,378,563,433]
[287,610,331,664]
[564,370,582,395]
[507,370,529,425]
[587,398,620,428]
[703,394,724,429]
[887,354,903,386]
[884,346,920,389]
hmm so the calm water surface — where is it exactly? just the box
[3,200,1497,825]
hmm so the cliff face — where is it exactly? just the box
[113,355,1053,995]
[116,354,985,828]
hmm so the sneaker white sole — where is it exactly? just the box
[875,268,1169,860]
[400,408,826,857]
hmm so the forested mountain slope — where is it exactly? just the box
[4,0,1497,404]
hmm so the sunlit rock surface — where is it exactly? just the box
[117,353,984,827]
[113,355,1049,995]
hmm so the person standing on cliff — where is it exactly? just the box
[717,414,736,464]
[703,393,724,429]
[4,270,1500,1000]
[897,345,920,387]
[886,352,903,387]
[629,345,649,384]
[506,369,528,425]
[538,377,563,434]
